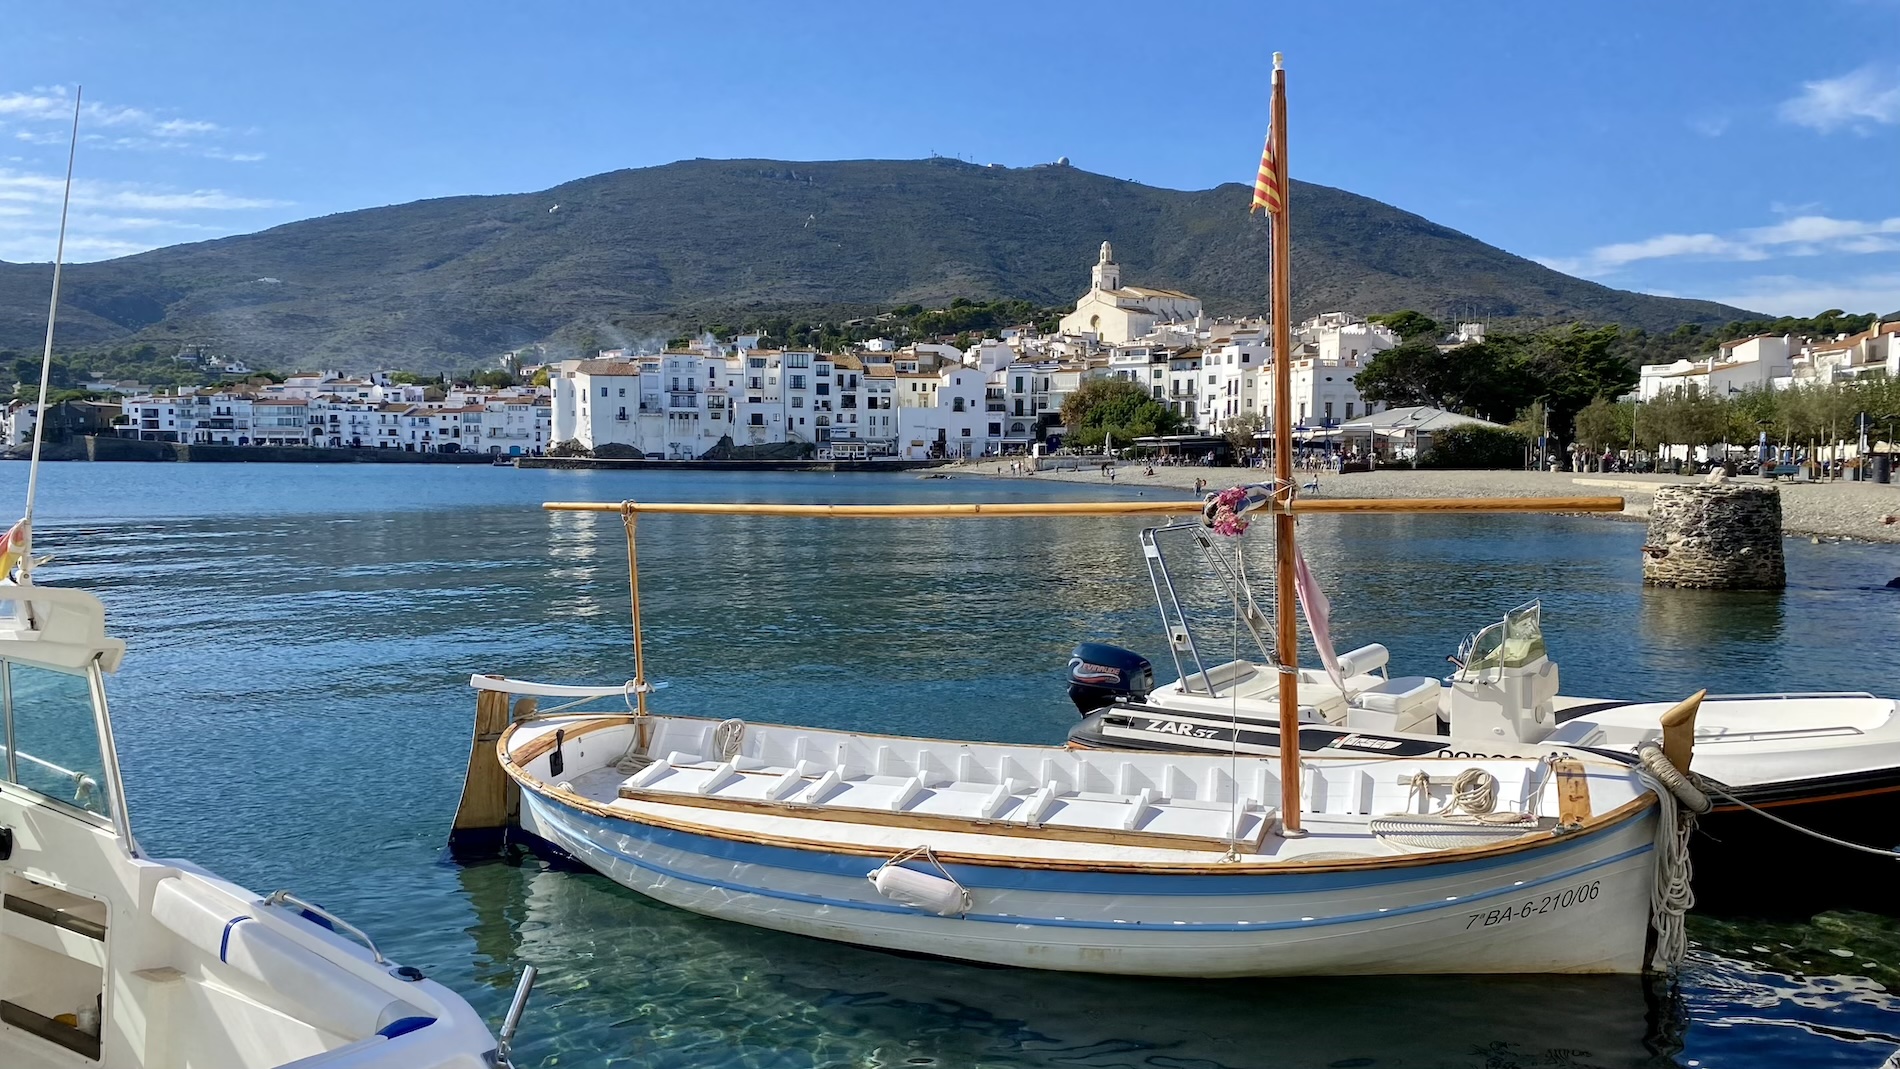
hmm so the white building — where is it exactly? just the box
[1638,334,1794,400]
[1058,242,1203,345]
[1197,337,1272,434]
[251,399,309,446]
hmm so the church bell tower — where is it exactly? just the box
[1091,241,1120,292]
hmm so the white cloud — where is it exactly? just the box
[0,167,289,263]
[0,86,250,162]
[1711,273,1900,317]
[1541,214,1900,276]
[1779,64,1900,132]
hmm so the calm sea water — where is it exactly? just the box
[7,462,1900,1069]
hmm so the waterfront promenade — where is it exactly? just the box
[959,463,1900,543]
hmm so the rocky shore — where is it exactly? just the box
[955,462,1900,543]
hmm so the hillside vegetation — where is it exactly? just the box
[0,157,1760,372]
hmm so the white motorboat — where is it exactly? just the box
[0,582,517,1068]
[4,92,530,1068]
[1064,524,1900,912]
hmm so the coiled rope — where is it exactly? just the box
[1635,741,1704,972]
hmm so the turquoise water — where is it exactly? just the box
[8,462,1900,1068]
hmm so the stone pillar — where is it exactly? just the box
[1642,484,1785,590]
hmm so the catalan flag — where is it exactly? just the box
[1250,129,1280,215]
[0,519,25,582]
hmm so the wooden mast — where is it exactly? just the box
[1267,52,1302,835]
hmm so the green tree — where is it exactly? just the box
[1354,338,1525,422]
[531,367,551,388]
[1572,396,1632,453]
[473,369,517,389]
[1519,324,1637,452]
[1368,310,1441,342]
[1058,377,1183,449]
[1415,426,1529,469]
[1220,411,1263,459]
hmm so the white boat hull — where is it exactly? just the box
[518,780,1658,977]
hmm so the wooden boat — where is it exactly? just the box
[447,56,1708,977]
[469,676,1689,976]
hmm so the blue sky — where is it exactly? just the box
[2,0,1896,318]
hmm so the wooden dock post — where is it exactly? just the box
[449,677,521,852]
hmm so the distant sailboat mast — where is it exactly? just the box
[15,86,81,584]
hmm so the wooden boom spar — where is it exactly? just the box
[541,497,1626,518]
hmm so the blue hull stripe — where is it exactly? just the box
[535,795,1654,933]
[552,792,1650,895]
[219,915,250,963]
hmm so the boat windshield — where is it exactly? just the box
[1,659,115,820]
[1461,601,1546,673]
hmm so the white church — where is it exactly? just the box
[1058,241,1204,345]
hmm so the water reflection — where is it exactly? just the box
[460,857,1682,1069]
[10,465,1896,1069]
[1638,587,1787,683]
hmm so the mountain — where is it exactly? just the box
[0,157,1757,371]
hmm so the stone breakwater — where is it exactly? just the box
[1641,485,1786,589]
[952,463,1900,543]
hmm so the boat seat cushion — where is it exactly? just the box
[1357,676,1441,733]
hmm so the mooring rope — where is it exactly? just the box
[1635,742,1703,972]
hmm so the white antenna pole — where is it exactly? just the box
[20,86,82,578]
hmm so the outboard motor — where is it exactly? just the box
[1066,642,1153,715]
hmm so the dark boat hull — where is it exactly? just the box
[1690,768,1900,916]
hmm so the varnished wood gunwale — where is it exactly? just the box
[541,497,1627,518]
[494,715,1657,878]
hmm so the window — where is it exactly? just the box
[750,413,764,426]
[1324,402,1334,420]
[952,397,965,412]
[989,423,1001,436]
[792,397,804,409]
[815,383,830,396]
[599,387,608,397]
[619,388,627,397]
[1346,402,1355,419]
[2,657,115,819]
[789,375,806,390]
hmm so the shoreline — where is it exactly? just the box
[944,462,1900,544]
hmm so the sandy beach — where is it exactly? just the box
[952,461,1900,543]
